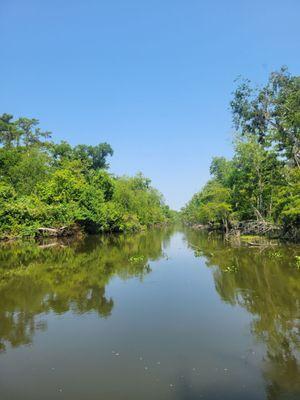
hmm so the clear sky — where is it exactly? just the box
[1,0,299,209]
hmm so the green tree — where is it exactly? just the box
[231,67,300,167]
[184,68,300,239]
[230,137,283,220]
[73,143,113,170]
[16,117,51,147]
[0,114,19,147]
[182,180,232,232]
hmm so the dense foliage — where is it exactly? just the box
[182,68,300,239]
[0,115,172,238]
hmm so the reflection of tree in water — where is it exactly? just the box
[184,228,300,400]
[0,227,173,352]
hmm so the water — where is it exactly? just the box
[0,226,299,400]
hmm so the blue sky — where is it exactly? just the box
[1,0,299,209]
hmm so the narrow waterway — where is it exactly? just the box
[0,227,299,399]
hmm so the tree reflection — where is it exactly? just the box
[0,227,173,351]
[184,228,300,399]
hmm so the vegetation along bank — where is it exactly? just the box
[181,68,300,242]
[0,115,174,240]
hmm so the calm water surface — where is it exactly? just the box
[0,227,299,400]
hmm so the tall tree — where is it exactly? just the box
[231,67,300,167]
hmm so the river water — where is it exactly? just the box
[0,227,299,400]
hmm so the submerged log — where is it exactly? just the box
[36,226,71,238]
[246,241,277,247]
[38,242,66,249]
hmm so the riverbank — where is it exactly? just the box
[0,221,175,245]
[185,220,300,243]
